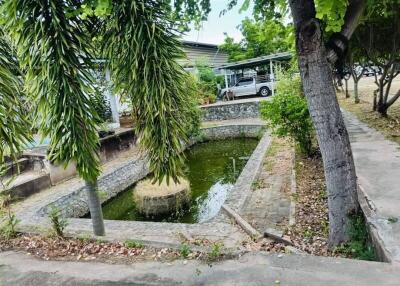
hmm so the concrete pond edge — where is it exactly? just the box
[15,124,271,252]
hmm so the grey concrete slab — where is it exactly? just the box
[1,251,399,286]
[343,110,400,262]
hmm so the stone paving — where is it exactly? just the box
[241,138,293,233]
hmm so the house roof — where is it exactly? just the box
[182,41,219,49]
[217,52,292,70]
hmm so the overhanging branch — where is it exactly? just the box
[326,0,366,65]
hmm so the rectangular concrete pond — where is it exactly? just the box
[96,138,259,223]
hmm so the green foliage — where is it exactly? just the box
[334,214,376,261]
[2,0,102,183]
[48,206,68,237]
[0,194,19,240]
[315,0,348,32]
[220,18,294,61]
[260,73,314,156]
[180,243,191,258]
[208,242,223,261]
[194,61,223,103]
[124,239,144,248]
[91,92,112,124]
[92,71,112,123]
[102,1,201,183]
[0,28,32,166]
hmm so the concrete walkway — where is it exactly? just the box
[3,111,400,285]
[343,110,400,263]
[1,251,399,286]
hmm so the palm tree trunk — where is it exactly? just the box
[85,180,105,236]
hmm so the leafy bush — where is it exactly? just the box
[260,73,314,155]
[194,60,224,104]
[0,194,19,239]
[48,206,68,237]
[91,70,112,123]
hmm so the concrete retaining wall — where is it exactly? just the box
[201,100,262,121]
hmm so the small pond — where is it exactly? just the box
[100,138,259,223]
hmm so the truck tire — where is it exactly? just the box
[259,86,271,97]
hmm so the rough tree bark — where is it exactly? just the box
[289,0,361,247]
[344,75,350,98]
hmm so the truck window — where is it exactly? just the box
[236,79,253,86]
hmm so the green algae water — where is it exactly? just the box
[101,138,258,223]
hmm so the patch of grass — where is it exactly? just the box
[208,242,223,261]
[338,92,400,145]
[263,137,286,172]
[180,243,191,258]
[124,239,144,248]
[77,234,92,243]
[265,138,282,157]
[334,214,376,261]
[251,179,264,190]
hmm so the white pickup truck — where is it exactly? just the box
[220,76,273,98]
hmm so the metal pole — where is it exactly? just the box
[270,60,275,96]
[224,69,229,89]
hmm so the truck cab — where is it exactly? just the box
[220,76,273,98]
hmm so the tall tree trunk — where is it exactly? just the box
[354,79,360,103]
[373,89,378,111]
[289,0,359,248]
[345,78,350,98]
[85,180,105,236]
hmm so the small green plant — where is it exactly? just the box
[208,242,223,261]
[251,179,264,190]
[334,214,376,261]
[180,243,191,258]
[303,229,315,240]
[77,233,92,243]
[0,194,19,240]
[124,239,144,248]
[48,206,68,237]
[260,72,314,156]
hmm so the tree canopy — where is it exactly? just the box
[220,18,294,61]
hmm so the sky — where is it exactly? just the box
[182,0,253,45]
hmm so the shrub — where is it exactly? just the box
[91,70,112,123]
[0,194,19,239]
[48,206,68,237]
[124,239,144,248]
[260,73,314,155]
[194,60,224,104]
